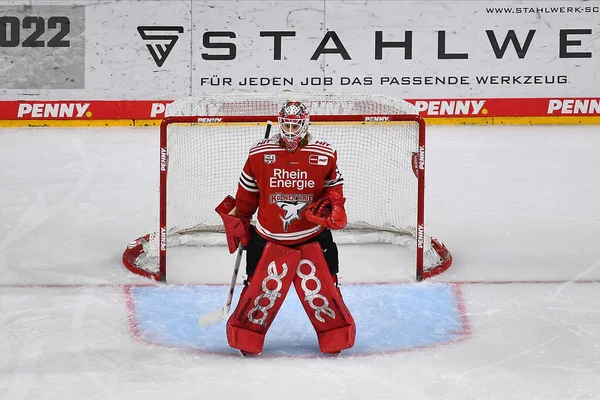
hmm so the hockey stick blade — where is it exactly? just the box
[198,307,229,327]
[198,243,244,328]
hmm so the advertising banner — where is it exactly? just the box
[0,1,192,100]
[1,98,599,125]
[188,0,600,98]
[0,4,85,89]
[0,0,599,125]
[1,0,599,102]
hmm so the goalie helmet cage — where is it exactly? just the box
[122,92,452,282]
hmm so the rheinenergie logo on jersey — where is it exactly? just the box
[269,168,315,190]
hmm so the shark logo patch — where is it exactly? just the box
[276,201,309,232]
[269,193,314,232]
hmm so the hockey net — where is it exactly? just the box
[123,93,452,282]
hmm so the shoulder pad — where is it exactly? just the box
[249,136,282,156]
[251,136,279,149]
[303,137,336,154]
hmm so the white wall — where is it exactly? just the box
[1,0,599,100]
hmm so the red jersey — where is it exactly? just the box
[235,136,344,245]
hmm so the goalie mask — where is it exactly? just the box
[278,101,310,152]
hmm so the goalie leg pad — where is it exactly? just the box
[293,242,356,354]
[226,242,301,355]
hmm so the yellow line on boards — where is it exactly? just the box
[424,116,600,125]
[0,119,161,128]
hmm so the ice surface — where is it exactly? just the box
[1,124,599,400]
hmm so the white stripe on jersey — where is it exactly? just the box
[324,168,343,187]
[304,144,335,154]
[249,147,286,156]
[299,148,335,159]
[239,171,259,192]
[249,138,280,153]
[255,219,322,241]
[324,178,343,188]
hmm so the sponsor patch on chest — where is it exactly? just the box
[309,154,328,166]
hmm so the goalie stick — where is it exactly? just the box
[198,120,273,328]
[198,242,244,327]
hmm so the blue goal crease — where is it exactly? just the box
[127,283,469,357]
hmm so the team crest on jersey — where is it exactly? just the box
[309,154,328,166]
[270,193,314,232]
[264,154,276,164]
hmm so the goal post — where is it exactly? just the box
[122,93,452,282]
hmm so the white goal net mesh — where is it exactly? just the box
[125,93,449,280]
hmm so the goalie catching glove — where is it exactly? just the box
[216,195,251,253]
[305,193,347,230]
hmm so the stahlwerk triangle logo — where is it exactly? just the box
[137,26,184,67]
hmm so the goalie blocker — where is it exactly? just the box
[226,241,356,355]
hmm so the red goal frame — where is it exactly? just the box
[122,114,452,282]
